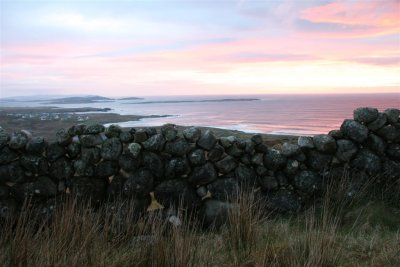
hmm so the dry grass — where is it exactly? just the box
[1,173,399,267]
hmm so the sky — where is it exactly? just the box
[0,0,399,98]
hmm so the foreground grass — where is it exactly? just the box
[1,176,400,267]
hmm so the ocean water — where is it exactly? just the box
[3,94,400,135]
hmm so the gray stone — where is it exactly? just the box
[85,124,105,134]
[298,136,314,149]
[294,171,322,194]
[335,139,358,162]
[46,142,66,162]
[341,119,369,143]
[328,130,343,139]
[226,143,243,157]
[256,165,268,176]
[144,127,157,137]
[367,113,387,132]
[154,179,199,210]
[377,125,400,142]
[352,149,381,175]
[142,133,165,152]
[120,131,134,143]
[119,153,140,172]
[127,143,142,158]
[255,143,269,153]
[73,159,94,177]
[354,107,379,124]
[68,124,86,136]
[285,159,299,175]
[281,143,301,157]
[313,134,337,154]
[49,157,73,180]
[123,169,154,198]
[188,149,206,166]
[207,178,239,201]
[142,151,164,179]
[386,143,400,160]
[164,137,190,156]
[161,124,178,141]
[20,154,48,175]
[0,131,9,149]
[26,137,47,154]
[263,149,287,171]
[105,124,122,138]
[95,160,119,178]
[201,199,236,227]
[384,108,400,124]
[240,154,251,165]
[235,164,257,188]
[71,177,106,204]
[101,137,122,160]
[307,150,332,171]
[251,153,264,166]
[56,128,71,145]
[251,134,263,145]
[0,162,26,184]
[244,139,255,154]
[165,157,191,179]
[0,146,18,165]
[134,129,148,143]
[189,162,217,185]
[219,136,236,148]
[9,130,31,150]
[215,156,237,174]
[183,127,201,142]
[81,147,101,164]
[383,160,400,179]
[196,186,208,198]
[80,134,103,147]
[67,142,81,158]
[259,175,278,190]
[266,189,301,214]
[365,134,386,155]
[208,144,225,162]
[197,130,217,150]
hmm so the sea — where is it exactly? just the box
[2,94,399,136]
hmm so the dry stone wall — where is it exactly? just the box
[0,107,399,223]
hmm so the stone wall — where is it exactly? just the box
[0,107,399,223]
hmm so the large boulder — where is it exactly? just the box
[20,154,48,175]
[123,169,154,198]
[81,147,101,164]
[119,131,134,143]
[285,159,299,175]
[340,119,369,143]
[119,153,140,173]
[384,108,400,124]
[207,178,239,201]
[281,143,300,157]
[235,164,258,188]
[161,124,178,141]
[127,142,142,158]
[134,129,148,143]
[208,144,225,162]
[74,159,94,177]
[294,171,322,194]
[67,143,81,158]
[188,148,206,166]
[26,137,47,154]
[353,107,379,124]
[367,113,387,132]
[387,143,400,160]
[259,174,279,190]
[0,146,18,165]
[46,142,66,162]
[0,162,26,184]
[215,156,237,174]
[313,134,337,154]
[105,124,122,138]
[306,150,332,171]
[154,179,199,210]
[220,136,236,148]
[365,134,386,155]
[9,130,31,150]
[335,139,358,162]
[101,137,122,160]
[377,125,400,142]
[84,124,105,134]
[142,133,165,152]
[68,124,86,136]
[142,151,164,179]
[56,128,71,146]
[165,157,191,179]
[251,134,263,145]
[263,149,286,171]
[183,127,201,143]
[164,137,190,156]
[298,136,314,149]
[189,162,217,185]
[351,149,381,175]
[80,134,103,147]
[197,130,217,150]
